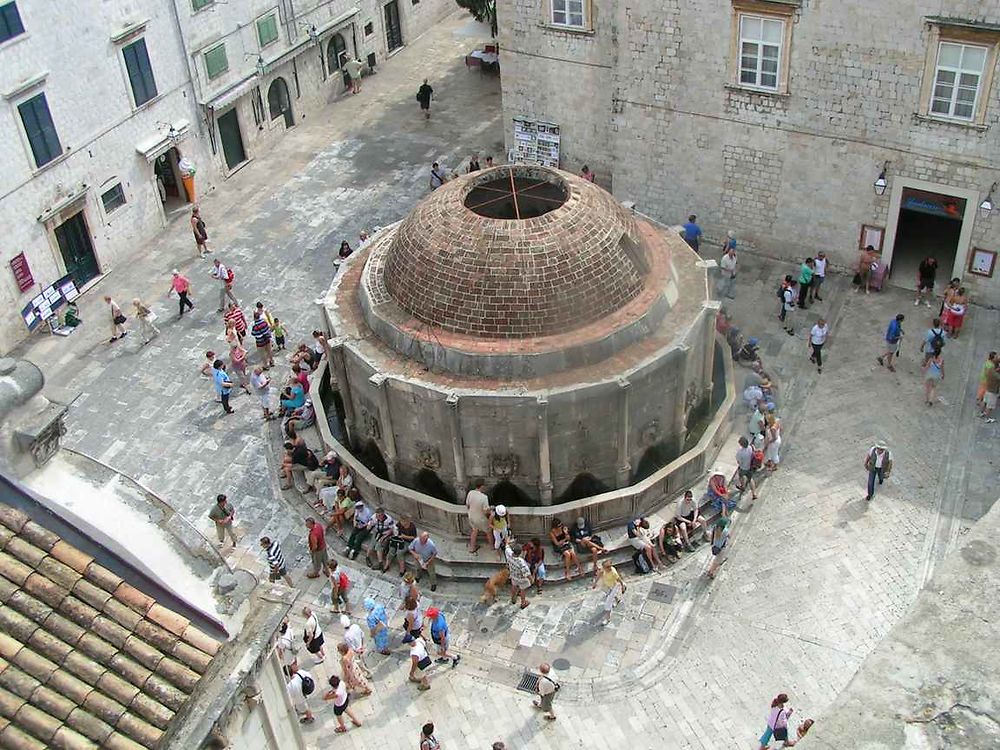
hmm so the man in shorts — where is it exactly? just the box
[981,359,1000,423]
[425,607,460,667]
[260,536,293,586]
[914,256,937,307]
[533,662,558,720]
[674,490,708,550]
[734,436,759,501]
[465,478,491,553]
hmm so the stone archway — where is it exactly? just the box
[326,34,348,86]
[266,77,293,128]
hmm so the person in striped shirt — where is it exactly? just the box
[260,536,293,585]
[251,311,275,368]
[224,302,248,344]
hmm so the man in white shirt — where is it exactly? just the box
[286,664,315,723]
[810,251,827,302]
[781,278,797,335]
[674,490,708,549]
[809,317,830,373]
[276,618,298,677]
[210,258,238,311]
[718,243,738,299]
[302,606,326,663]
[533,662,558,720]
[465,479,491,553]
[341,615,372,676]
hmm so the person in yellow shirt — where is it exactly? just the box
[592,559,626,625]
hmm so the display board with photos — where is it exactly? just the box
[20,274,79,332]
[511,117,561,167]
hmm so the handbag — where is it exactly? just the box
[772,709,788,741]
[113,314,127,325]
[417,655,432,670]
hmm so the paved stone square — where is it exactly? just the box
[12,12,1000,749]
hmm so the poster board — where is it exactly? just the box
[969,248,997,278]
[511,117,560,167]
[20,274,79,331]
[858,224,885,252]
[9,253,34,292]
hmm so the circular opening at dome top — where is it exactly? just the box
[464,167,568,220]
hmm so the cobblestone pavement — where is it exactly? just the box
[14,13,1000,748]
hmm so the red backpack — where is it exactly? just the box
[225,267,235,283]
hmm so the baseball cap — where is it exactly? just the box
[340,615,351,628]
[171,269,179,275]
[354,500,364,508]
[425,607,440,619]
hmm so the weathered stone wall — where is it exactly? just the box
[500,0,1000,303]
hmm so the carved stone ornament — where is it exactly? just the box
[415,442,441,470]
[489,453,520,478]
[359,406,382,440]
[639,419,660,446]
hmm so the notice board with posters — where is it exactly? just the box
[20,274,79,332]
[511,117,560,167]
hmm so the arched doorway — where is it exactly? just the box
[326,34,348,87]
[414,469,455,503]
[266,77,293,128]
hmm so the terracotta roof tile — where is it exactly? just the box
[70,580,111,612]
[16,522,59,554]
[111,584,153,616]
[0,504,218,749]
[179,624,221,656]
[81,563,121,595]
[47,542,93,577]
[3,539,47,569]
[144,604,189,637]
[64,706,114,744]
[51,724,99,750]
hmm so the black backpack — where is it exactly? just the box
[929,328,945,352]
[633,550,651,575]
[776,285,786,301]
[299,673,315,696]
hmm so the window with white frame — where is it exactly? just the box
[101,183,126,213]
[739,15,784,90]
[551,0,586,29]
[930,41,988,120]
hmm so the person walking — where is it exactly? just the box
[408,531,439,591]
[592,558,625,625]
[327,560,352,614]
[345,57,363,94]
[914,256,938,307]
[796,258,815,308]
[809,251,827,302]
[408,635,432,690]
[210,259,237,311]
[757,693,793,750]
[250,366,274,420]
[302,606,326,663]
[168,270,195,317]
[363,597,392,655]
[718,241,738,299]
[132,298,159,344]
[420,723,441,750]
[191,206,210,258]
[465,478,490,553]
[980,353,999,423]
[863,442,893,502]
[416,78,433,119]
[251,311,275,368]
[212,359,235,415]
[209,494,237,548]
[922,347,944,406]
[323,675,362,733]
[286,664,315,724]
[706,517,730,580]
[259,536,293,585]
[337,642,372,696]
[341,615,371,676]
[533,662,558,720]
[506,543,532,609]
[779,278,797,335]
[808,317,829,374]
[681,214,702,252]
[920,318,946,365]
[228,341,252,395]
[425,606,461,666]
[305,517,329,579]
[276,619,298,677]
[876,314,905,372]
[105,296,128,343]
[976,352,997,407]
[429,161,447,190]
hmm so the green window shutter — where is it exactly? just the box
[257,14,279,47]
[0,2,25,42]
[123,39,158,106]
[18,93,61,168]
[204,44,228,79]
[191,0,213,10]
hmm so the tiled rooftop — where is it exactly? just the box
[0,504,221,750]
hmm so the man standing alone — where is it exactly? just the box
[809,317,829,374]
[681,214,702,252]
[209,494,237,547]
[305,517,328,579]
[718,241,738,299]
[416,79,433,119]
[864,442,893,502]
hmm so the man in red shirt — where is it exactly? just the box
[168,270,194,317]
[306,517,329,578]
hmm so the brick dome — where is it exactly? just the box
[382,166,649,339]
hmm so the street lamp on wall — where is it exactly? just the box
[980,182,997,219]
[873,161,889,196]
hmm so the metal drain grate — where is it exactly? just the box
[647,582,677,604]
[516,672,540,693]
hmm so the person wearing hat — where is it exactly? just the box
[306,451,340,495]
[706,517,731,579]
[345,499,373,559]
[489,504,510,560]
[363,597,391,655]
[864,442,893,502]
[167,269,195,317]
[718,235,738,299]
[341,615,371,676]
[425,606,460,667]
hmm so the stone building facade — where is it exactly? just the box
[498,0,1000,303]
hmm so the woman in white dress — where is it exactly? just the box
[764,413,782,471]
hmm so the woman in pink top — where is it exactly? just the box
[757,693,793,749]
[292,363,310,393]
[229,343,252,394]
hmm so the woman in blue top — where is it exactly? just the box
[280,381,305,412]
[364,598,391,655]
[922,347,944,406]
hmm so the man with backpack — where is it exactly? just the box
[864,442,893,502]
[920,318,946,365]
[778,276,797,335]
[286,663,316,723]
[533,662,559,719]
[210,258,238,311]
